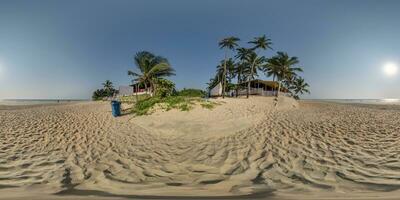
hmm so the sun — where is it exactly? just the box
[383,62,398,76]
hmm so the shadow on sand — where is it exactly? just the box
[55,188,277,200]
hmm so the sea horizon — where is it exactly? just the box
[0,98,90,106]
[305,98,400,105]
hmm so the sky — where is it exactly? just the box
[0,0,400,99]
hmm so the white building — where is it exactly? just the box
[209,82,223,97]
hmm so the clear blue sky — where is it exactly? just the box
[1,0,399,99]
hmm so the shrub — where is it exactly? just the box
[154,78,176,98]
[132,96,161,115]
[132,96,195,115]
[92,89,107,100]
[177,88,206,97]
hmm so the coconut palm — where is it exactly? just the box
[225,58,236,83]
[248,35,272,51]
[266,52,303,97]
[243,51,267,98]
[102,80,113,90]
[246,35,272,98]
[219,36,240,98]
[263,63,280,93]
[213,58,235,95]
[102,80,115,97]
[128,51,175,95]
[290,77,310,99]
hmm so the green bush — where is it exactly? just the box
[131,88,217,116]
[132,96,195,115]
[154,78,176,98]
[177,88,206,97]
[92,80,116,100]
[132,96,161,115]
[92,89,110,100]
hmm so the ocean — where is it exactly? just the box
[0,99,89,106]
[314,99,400,105]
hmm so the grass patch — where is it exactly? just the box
[132,96,195,115]
[200,101,216,109]
[177,88,206,98]
[132,95,217,115]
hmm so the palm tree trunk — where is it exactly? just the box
[236,71,241,97]
[247,60,256,99]
[151,81,156,97]
[222,51,227,98]
[272,75,276,95]
[135,84,138,101]
[276,80,281,97]
[144,83,148,95]
[247,51,260,98]
[246,78,250,98]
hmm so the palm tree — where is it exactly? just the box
[234,47,251,97]
[225,58,236,84]
[128,51,175,96]
[213,58,235,96]
[219,36,240,98]
[290,77,310,99]
[249,35,272,51]
[266,52,303,97]
[102,80,115,97]
[263,63,280,93]
[102,80,113,90]
[246,35,272,98]
[244,51,266,98]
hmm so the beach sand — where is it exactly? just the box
[1,97,400,200]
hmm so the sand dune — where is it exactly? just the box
[1,97,400,199]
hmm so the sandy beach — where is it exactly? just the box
[1,97,400,200]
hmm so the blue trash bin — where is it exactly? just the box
[111,101,121,117]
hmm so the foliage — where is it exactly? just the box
[92,80,116,100]
[128,51,175,94]
[200,101,219,109]
[218,37,240,50]
[266,51,304,97]
[210,35,275,98]
[132,91,220,115]
[92,89,107,101]
[132,96,197,115]
[219,36,240,98]
[132,96,161,115]
[177,88,206,97]
[248,35,272,51]
[154,78,176,98]
[289,77,310,99]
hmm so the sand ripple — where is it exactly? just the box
[1,98,400,198]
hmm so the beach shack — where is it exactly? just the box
[209,79,289,97]
[118,83,149,96]
[118,86,134,96]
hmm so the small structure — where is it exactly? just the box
[209,79,289,97]
[118,86,134,96]
[118,83,149,96]
[209,82,223,97]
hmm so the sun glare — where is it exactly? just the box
[383,62,398,76]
